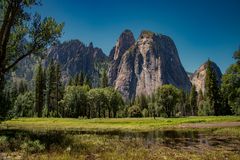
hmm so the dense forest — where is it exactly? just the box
[1,56,240,120]
[0,0,240,120]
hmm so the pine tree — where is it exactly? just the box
[68,77,74,86]
[79,71,84,86]
[35,62,45,117]
[178,90,187,116]
[189,85,198,116]
[197,89,204,105]
[205,60,222,115]
[84,75,92,88]
[101,69,108,88]
[46,59,56,116]
[74,74,80,86]
[139,94,148,110]
[18,80,28,94]
[55,63,62,116]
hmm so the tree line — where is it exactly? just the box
[9,61,123,118]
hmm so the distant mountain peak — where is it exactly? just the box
[88,42,93,48]
[139,30,155,39]
[191,60,222,93]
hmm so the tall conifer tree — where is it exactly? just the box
[35,62,45,117]
[205,60,222,115]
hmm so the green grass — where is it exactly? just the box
[1,116,240,159]
[1,116,240,132]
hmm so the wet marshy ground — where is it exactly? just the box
[1,128,239,151]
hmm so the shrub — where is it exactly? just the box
[20,140,45,153]
[13,91,34,117]
[142,108,149,117]
[128,105,142,117]
[0,136,9,151]
[198,99,214,116]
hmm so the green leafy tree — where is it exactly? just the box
[87,88,110,118]
[221,50,240,115]
[233,49,240,64]
[87,88,101,118]
[176,89,187,116]
[0,0,63,117]
[156,84,179,117]
[13,91,34,117]
[198,98,214,116]
[104,87,124,118]
[148,93,158,118]
[142,108,149,117]
[110,90,123,118]
[60,85,89,118]
[128,105,142,117]
[135,94,148,110]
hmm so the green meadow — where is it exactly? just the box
[1,116,240,132]
[0,116,240,160]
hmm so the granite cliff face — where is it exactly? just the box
[12,40,108,86]
[108,30,135,85]
[190,61,222,93]
[45,40,108,85]
[109,30,191,100]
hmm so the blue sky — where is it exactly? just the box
[33,0,240,73]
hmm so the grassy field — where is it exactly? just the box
[1,116,240,132]
[0,116,240,159]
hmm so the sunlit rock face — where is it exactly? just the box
[109,30,191,101]
[191,61,222,93]
[108,29,135,86]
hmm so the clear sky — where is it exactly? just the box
[33,0,240,73]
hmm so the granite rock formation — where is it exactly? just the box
[45,40,108,85]
[190,61,222,93]
[109,30,191,100]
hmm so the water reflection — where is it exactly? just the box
[0,129,239,150]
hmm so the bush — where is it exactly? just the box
[0,136,9,152]
[13,91,34,117]
[128,105,142,117]
[198,99,214,116]
[142,108,149,117]
[20,139,45,153]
